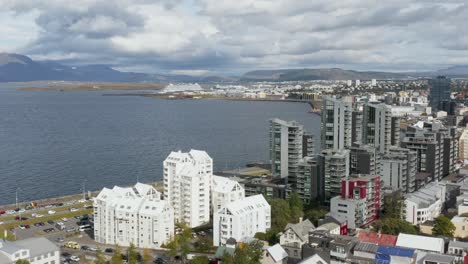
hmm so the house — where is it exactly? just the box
[448,240,468,256]
[261,244,288,264]
[418,253,458,264]
[356,230,397,246]
[0,237,60,264]
[396,234,444,254]
[329,236,356,263]
[315,223,340,235]
[452,216,468,238]
[279,218,315,261]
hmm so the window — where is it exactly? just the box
[51,261,56,264]
[22,251,27,256]
[50,252,55,257]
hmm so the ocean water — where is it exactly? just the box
[0,87,320,205]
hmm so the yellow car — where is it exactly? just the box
[65,241,80,249]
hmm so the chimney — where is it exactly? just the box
[377,230,382,238]
[299,217,303,223]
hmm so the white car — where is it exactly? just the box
[48,210,56,215]
[0,221,4,225]
[69,208,78,212]
[35,214,44,218]
[6,210,15,215]
[18,209,26,213]
[70,255,80,262]
[61,217,68,222]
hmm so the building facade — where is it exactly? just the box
[362,103,392,154]
[270,118,304,178]
[93,183,174,249]
[213,194,271,246]
[163,149,212,228]
[321,97,353,150]
[428,76,451,111]
[380,147,417,193]
[404,182,445,225]
[330,175,382,229]
[321,149,350,202]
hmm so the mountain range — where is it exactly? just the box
[1,53,468,83]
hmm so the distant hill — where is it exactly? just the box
[0,53,236,83]
[241,68,411,81]
[436,65,468,77]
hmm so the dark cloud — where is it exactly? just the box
[1,0,468,73]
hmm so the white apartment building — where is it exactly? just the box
[459,126,468,161]
[213,194,271,246]
[321,97,353,150]
[404,182,445,225]
[212,175,245,214]
[0,237,60,264]
[93,183,174,249]
[164,149,212,228]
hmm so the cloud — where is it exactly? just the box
[0,0,467,74]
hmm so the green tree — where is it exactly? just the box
[373,218,417,235]
[95,248,106,264]
[127,243,139,264]
[288,192,304,222]
[16,260,30,264]
[111,246,124,264]
[382,193,405,219]
[303,208,327,226]
[234,241,263,264]
[432,216,456,237]
[190,256,210,264]
[165,223,192,262]
[269,199,291,231]
[194,236,213,253]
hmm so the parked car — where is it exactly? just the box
[69,208,78,212]
[47,220,55,225]
[105,248,114,253]
[43,228,55,233]
[70,255,80,262]
[81,245,90,251]
[66,228,76,233]
[88,247,97,252]
[0,210,6,215]
[6,210,15,215]
[65,241,80,249]
[61,217,68,222]
[48,210,56,215]
[24,225,30,229]
[19,225,26,230]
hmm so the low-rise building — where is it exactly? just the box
[356,230,397,246]
[279,218,315,261]
[451,216,468,238]
[93,183,174,249]
[213,194,271,246]
[212,175,245,214]
[375,246,416,264]
[396,233,444,254]
[448,240,468,256]
[404,182,445,225]
[0,237,60,264]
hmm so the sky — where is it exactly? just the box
[0,0,467,75]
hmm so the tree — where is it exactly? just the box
[190,256,210,264]
[16,260,30,264]
[111,246,124,264]
[95,248,106,264]
[382,193,405,219]
[234,241,263,264]
[165,223,192,262]
[288,192,304,222]
[142,248,153,264]
[372,218,417,235]
[432,216,456,237]
[127,243,139,264]
[269,199,292,231]
[303,208,327,226]
[194,236,213,253]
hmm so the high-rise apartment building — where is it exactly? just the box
[270,119,304,178]
[320,149,350,201]
[349,143,380,176]
[163,149,212,228]
[291,157,323,204]
[428,76,451,111]
[380,147,417,193]
[321,97,353,150]
[93,183,174,249]
[459,126,468,161]
[362,103,392,154]
[351,108,363,145]
[213,195,271,246]
[391,116,401,146]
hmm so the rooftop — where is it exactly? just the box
[356,230,397,246]
[221,194,269,216]
[212,175,243,194]
[396,233,444,253]
[284,219,315,241]
[266,244,288,262]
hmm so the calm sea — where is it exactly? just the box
[0,86,320,205]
